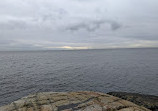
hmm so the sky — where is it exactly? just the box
[0,0,158,50]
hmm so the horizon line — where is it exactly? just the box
[0,47,158,52]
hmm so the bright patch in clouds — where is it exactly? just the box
[45,46,91,50]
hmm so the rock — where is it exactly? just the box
[108,92,158,111]
[0,91,151,111]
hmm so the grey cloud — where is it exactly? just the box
[0,40,45,51]
[40,8,68,22]
[110,21,121,30]
[0,20,27,30]
[66,19,121,32]
[0,40,14,45]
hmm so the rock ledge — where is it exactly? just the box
[0,91,150,111]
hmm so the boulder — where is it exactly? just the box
[108,92,158,111]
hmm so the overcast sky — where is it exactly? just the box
[0,0,158,50]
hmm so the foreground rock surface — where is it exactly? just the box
[0,91,150,111]
[108,92,158,111]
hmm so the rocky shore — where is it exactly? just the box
[108,92,158,111]
[0,91,151,111]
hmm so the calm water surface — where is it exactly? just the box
[0,48,158,106]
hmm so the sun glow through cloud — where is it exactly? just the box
[45,46,91,50]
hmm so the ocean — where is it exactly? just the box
[0,48,158,106]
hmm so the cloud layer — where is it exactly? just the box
[0,0,158,50]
